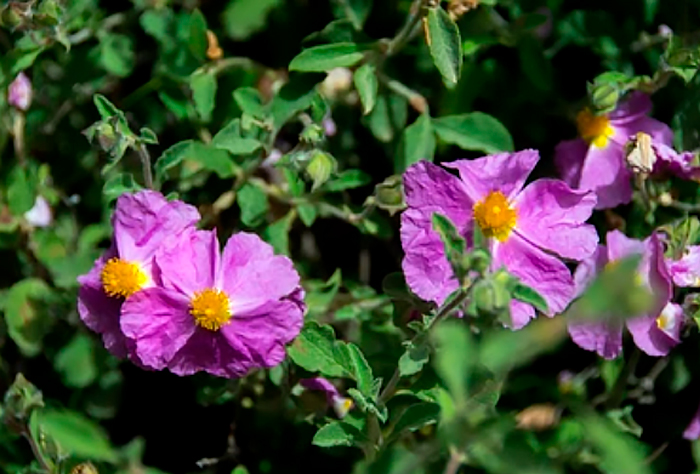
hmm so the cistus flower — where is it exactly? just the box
[684,404,700,440]
[77,191,200,360]
[568,231,678,359]
[555,92,673,209]
[400,150,598,329]
[300,377,353,418]
[667,245,700,288]
[120,230,305,378]
[8,72,31,111]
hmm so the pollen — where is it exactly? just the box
[576,108,614,148]
[473,191,517,242]
[101,258,148,298]
[190,288,232,331]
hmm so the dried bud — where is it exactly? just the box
[625,132,656,174]
[319,68,353,100]
[8,73,32,111]
[515,403,561,431]
[448,0,480,20]
[206,30,223,60]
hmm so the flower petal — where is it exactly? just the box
[494,234,576,321]
[400,161,472,305]
[554,139,588,188]
[513,179,598,260]
[568,321,623,359]
[220,232,301,314]
[684,405,700,440]
[578,144,632,209]
[443,149,539,201]
[610,116,673,147]
[168,330,252,378]
[155,229,219,296]
[120,288,195,370]
[608,91,652,124]
[667,245,700,288]
[573,244,609,297]
[626,314,678,357]
[113,191,200,262]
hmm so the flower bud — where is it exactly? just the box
[0,4,24,29]
[8,73,32,111]
[305,150,336,191]
[588,82,620,115]
[319,67,353,100]
[467,248,490,274]
[374,175,405,215]
[35,0,61,27]
[24,196,52,228]
[472,278,510,316]
[300,123,325,145]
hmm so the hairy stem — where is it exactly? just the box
[136,143,154,189]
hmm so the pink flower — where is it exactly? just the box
[8,72,32,111]
[555,92,673,209]
[684,404,700,440]
[300,377,353,418]
[568,231,679,359]
[649,141,700,181]
[77,191,200,361]
[400,150,598,329]
[120,230,305,378]
[667,245,700,288]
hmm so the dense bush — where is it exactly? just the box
[3,0,700,473]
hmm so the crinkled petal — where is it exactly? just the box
[667,245,700,288]
[223,296,304,369]
[652,142,700,180]
[493,234,576,323]
[400,161,472,305]
[608,91,652,124]
[614,116,673,146]
[220,232,301,314]
[155,229,219,296]
[568,321,623,359]
[120,288,195,370]
[578,144,632,209]
[168,329,252,378]
[442,149,540,201]
[113,190,200,262]
[513,179,598,260]
[684,405,700,440]
[554,139,588,188]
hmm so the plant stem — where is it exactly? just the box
[21,429,54,474]
[378,72,428,113]
[605,347,641,410]
[443,450,462,474]
[136,143,154,189]
[386,0,426,56]
[378,289,469,404]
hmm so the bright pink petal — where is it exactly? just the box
[568,321,623,359]
[168,329,252,378]
[513,179,598,260]
[509,300,536,330]
[573,245,609,296]
[493,234,576,321]
[626,314,678,357]
[155,229,219,296]
[667,245,700,288]
[684,405,700,440]
[443,149,540,201]
[554,139,588,188]
[608,91,652,124]
[220,232,300,314]
[606,230,646,261]
[120,288,195,370]
[400,161,472,305]
[578,144,632,209]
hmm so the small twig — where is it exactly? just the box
[385,0,426,56]
[21,429,54,473]
[443,450,463,474]
[378,73,428,113]
[644,442,669,465]
[604,348,641,410]
[136,143,154,189]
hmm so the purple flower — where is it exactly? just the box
[667,245,700,288]
[568,231,677,359]
[555,92,673,209]
[77,191,200,360]
[400,150,598,329]
[684,404,700,440]
[300,377,353,418]
[120,229,305,378]
[650,141,700,181]
[8,72,32,111]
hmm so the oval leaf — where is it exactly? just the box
[426,7,462,88]
[289,42,364,72]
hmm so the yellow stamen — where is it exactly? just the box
[473,191,517,242]
[101,258,148,298]
[190,288,232,331]
[576,108,614,148]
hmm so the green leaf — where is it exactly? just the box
[36,409,117,462]
[262,210,295,255]
[93,94,122,120]
[432,321,473,402]
[223,0,282,41]
[306,151,338,191]
[189,143,237,178]
[398,343,430,377]
[232,466,250,474]
[607,406,643,438]
[237,183,269,227]
[188,9,208,61]
[269,73,323,129]
[432,213,467,282]
[233,87,265,117]
[425,7,462,88]
[4,279,54,357]
[211,120,263,155]
[331,0,372,30]
[312,420,367,448]
[353,63,378,115]
[103,173,142,203]
[321,170,371,192]
[190,70,217,122]
[391,402,440,436]
[54,334,97,389]
[343,343,374,398]
[298,204,317,227]
[432,113,514,153]
[154,140,195,181]
[7,165,36,215]
[396,113,435,173]
[289,42,364,72]
[511,282,548,314]
[97,34,135,77]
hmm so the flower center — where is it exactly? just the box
[101,258,148,298]
[576,108,614,148]
[473,191,517,242]
[190,288,232,331]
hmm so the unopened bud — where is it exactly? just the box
[472,278,510,315]
[319,67,353,100]
[206,30,223,60]
[35,0,61,26]
[95,122,118,151]
[374,175,405,214]
[658,192,674,207]
[8,73,32,111]
[306,151,336,191]
[300,123,325,145]
[71,462,98,474]
[0,4,24,29]
[467,248,490,274]
[588,82,620,115]
[515,403,561,431]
